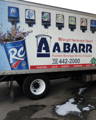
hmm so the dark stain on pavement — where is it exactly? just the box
[3,105,46,120]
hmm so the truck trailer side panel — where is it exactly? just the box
[0,0,96,75]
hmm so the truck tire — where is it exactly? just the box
[22,76,50,99]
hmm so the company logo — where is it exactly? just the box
[25,9,35,20]
[10,8,16,15]
[9,47,25,64]
[90,57,96,64]
[36,35,51,57]
[8,46,26,69]
[8,7,19,18]
[36,35,92,58]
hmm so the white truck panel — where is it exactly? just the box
[0,0,96,75]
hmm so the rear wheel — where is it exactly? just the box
[22,76,50,99]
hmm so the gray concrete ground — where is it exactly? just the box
[0,78,96,120]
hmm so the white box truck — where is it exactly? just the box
[0,0,96,99]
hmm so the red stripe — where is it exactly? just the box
[30,64,96,69]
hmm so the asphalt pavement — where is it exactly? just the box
[0,78,96,120]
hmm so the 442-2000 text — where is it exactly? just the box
[52,58,80,64]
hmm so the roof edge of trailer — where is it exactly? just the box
[2,0,96,18]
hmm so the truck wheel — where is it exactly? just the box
[22,76,50,99]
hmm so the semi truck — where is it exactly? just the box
[0,0,96,99]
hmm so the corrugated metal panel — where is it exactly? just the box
[2,0,96,18]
